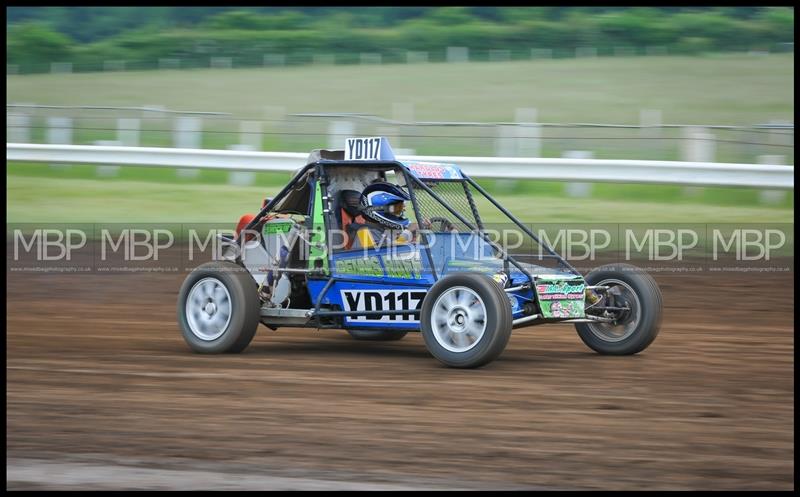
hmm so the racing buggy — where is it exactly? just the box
[178,137,663,368]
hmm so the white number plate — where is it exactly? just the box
[341,289,425,323]
[345,137,382,161]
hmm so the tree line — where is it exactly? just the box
[6,7,794,72]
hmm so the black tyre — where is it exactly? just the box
[576,263,663,355]
[420,272,513,368]
[346,329,409,341]
[177,260,260,354]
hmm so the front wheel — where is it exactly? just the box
[576,263,663,355]
[420,272,512,368]
[177,260,260,353]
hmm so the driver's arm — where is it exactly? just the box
[355,226,377,249]
[401,219,431,243]
[406,219,431,232]
[395,228,414,244]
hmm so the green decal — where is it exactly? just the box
[264,222,293,234]
[335,256,383,277]
[383,257,423,279]
[307,182,329,274]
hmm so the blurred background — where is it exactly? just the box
[6,7,795,491]
[6,6,794,225]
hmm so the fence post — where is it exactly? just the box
[639,109,662,139]
[174,116,202,179]
[680,126,716,197]
[329,120,355,150]
[446,47,469,63]
[682,126,715,162]
[767,120,794,147]
[117,118,140,147]
[227,144,257,186]
[515,107,541,158]
[93,140,122,177]
[757,155,788,205]
[47,117,73,169]
[563,151,594,198]
[7,112,31,143]
[639,109,663,156]
[240,121,263,150]
[494,125,516,157]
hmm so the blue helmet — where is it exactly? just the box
[360,182,411,230]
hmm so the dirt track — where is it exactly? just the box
[6,266,794,490]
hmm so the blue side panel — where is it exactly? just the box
[308,243,433,330]
[308,279,427,330]
[305,233,574,325]
[308,278,530,323]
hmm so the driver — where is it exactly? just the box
[351,182,424,249]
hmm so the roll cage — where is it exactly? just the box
[238,157,582,286]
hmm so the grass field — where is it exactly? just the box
[7,174,793,225]
[7,162,795,211]
[7,53,794,124]
[6,54,794,218]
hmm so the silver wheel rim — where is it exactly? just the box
[185,277,232,341]
[587,278,641,343]
[431,286,487,353]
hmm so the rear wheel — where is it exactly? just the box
[421,272,512,368]
[576,263,662,355]
[177,261,260,353]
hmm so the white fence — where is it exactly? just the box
[7,105,794,167]
[6,143,794,189]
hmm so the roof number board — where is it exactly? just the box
[346,137,382,161]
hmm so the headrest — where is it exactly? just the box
[339,189,362,217]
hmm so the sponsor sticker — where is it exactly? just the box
[535,278,585,318]
[403,161,463,180]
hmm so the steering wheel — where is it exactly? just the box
[428,216,456,232]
